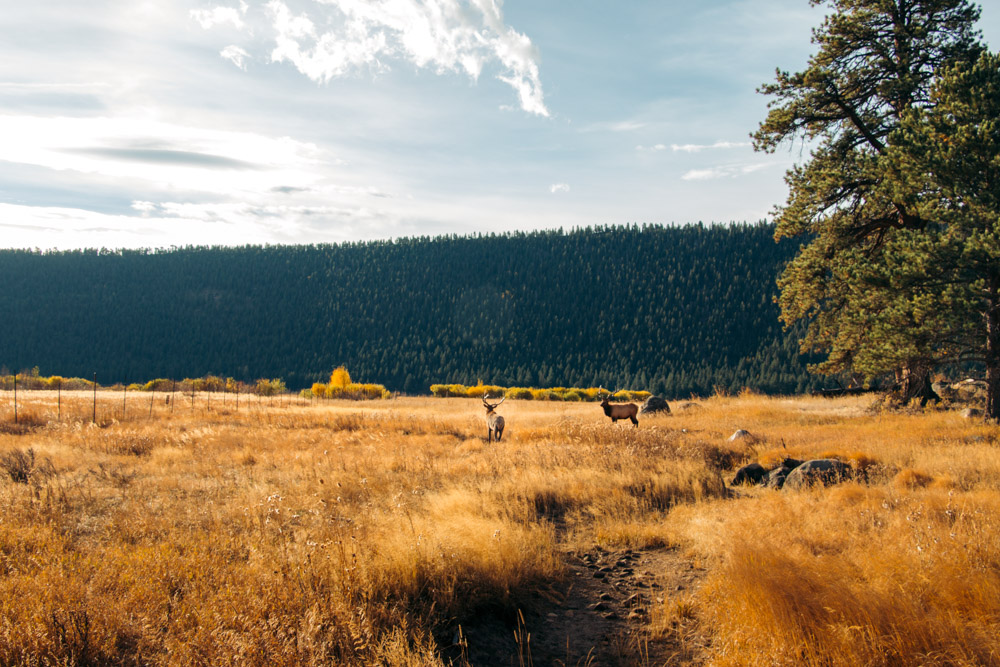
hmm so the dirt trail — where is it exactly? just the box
[450,545,708,666]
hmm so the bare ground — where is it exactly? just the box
[445,545,708,666]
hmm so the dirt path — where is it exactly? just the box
[449,545,708,666]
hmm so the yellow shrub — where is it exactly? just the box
[329,366,352,389]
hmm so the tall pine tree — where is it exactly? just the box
[888,50,1000,416]
[755,0,982,402]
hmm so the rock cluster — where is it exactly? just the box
[731,457,851,490]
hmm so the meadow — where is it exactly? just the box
[1,390,999,665]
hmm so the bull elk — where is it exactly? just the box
[483,394,506,443]
[600,389,638,427]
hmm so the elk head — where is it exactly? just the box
[483,394,506,413]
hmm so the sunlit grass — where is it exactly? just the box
[0,390,998,664]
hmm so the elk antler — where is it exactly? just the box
[484,394,506,409]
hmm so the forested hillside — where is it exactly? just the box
[0,223,823,397]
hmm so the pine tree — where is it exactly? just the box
[755,0,982,402]
[888,50,1000,416]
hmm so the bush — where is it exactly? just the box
[1,448,53,484]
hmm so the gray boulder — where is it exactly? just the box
[639,395,671,414]
[731,463,767,486]
[765,459,805,489]
[954,379,987,402]
[783,459,851,490]
[766,466,792,489]
[728,429,755,442]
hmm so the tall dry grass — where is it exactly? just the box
[2,390,999,664]
[0,391,726,665]
[663,395,1000,665]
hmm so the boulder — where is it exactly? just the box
[728,429,755,442]
[731,463,767,486]
[782,459,851,490]
[765,466,792,489]
[953,379,987,402]
[764,459,805,489]
[639,395,671,414]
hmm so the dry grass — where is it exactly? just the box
[0,391,999,665]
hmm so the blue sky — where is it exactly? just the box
[2,1,998,249]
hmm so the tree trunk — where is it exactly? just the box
[985,275,1000,420]
[895,363,939,407]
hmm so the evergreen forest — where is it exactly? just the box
[0,223,825,397]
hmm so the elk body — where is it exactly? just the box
[600,391,639,427]
[483,395,506,443]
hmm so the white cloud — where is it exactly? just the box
[198,0,547,116]
[549,182,570,194]
[681,162,771,180]
[636,140,751,153]
[190,2,248,30]
[671,140,750,152]
[0,115,324,197]
[580,120,646,134]
[221,44,251,70]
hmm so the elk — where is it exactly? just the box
[600,389,639,427]
[483,394,506,443]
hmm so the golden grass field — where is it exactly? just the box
[1,390,999,665]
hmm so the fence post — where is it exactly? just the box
[13,371,17,426]
[92,372,97,424]
[58,377,62,421]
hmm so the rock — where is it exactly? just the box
[639,395,671,414]
[731,462,767,486]
[765,465,793,489]
[728,429,755,442]
[782,459,851,490]
[953,379,987,402]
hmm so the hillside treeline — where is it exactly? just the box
[0,223,823,397]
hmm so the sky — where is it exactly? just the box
[2,1,999,250]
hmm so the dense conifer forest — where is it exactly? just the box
[0,223,825,397]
